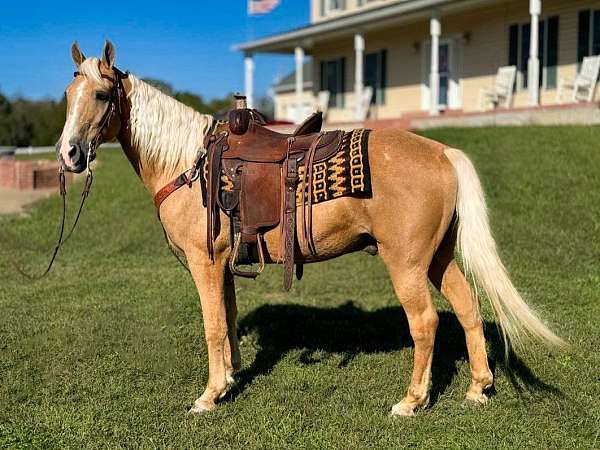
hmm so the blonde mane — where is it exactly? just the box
[80,57,214,176]
[128,76,213,175]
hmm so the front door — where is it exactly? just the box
[421,39,462,111]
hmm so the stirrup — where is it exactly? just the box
[229,232,265,278]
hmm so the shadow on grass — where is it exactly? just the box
[224,301,560,406]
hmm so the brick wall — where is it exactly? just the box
[0,160,16,188]
[0,160,72,190]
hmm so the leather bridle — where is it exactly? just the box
[72,65,130,163]
[16,65,129,279]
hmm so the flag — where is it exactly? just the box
[248,0,280,15]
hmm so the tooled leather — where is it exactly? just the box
[283,157,298,291]
[240,163,281,234]
[153,173,189,215]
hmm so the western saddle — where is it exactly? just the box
[154,95,345,290]
[206,96,346,290]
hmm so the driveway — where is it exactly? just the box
[0,187,56,215]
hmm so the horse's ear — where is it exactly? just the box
[102,40,116,68]
[71,42,86,68]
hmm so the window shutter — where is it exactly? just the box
[593,10,600,55]
[320,0,326,17]
[340,57,346,108]
[578,10,591,63]
[379,49,387,104]
[538,19,545,87]
[520,23,531,88]
[320,61,326,91]
[339,0,346,10]
[508,24,519,67]
[546,16,559,88]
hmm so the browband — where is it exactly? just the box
[73,64,129,82]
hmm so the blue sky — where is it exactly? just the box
[0,0,309,101]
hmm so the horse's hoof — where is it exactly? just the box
[188,399,215,415]
[464,391,489,406]
[390,401,416,417]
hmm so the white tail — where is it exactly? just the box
[444,148,564,352]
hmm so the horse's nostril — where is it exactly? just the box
[68,145,82,164]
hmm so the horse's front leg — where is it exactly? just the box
[224,267,241,384]
[187,252,230,414]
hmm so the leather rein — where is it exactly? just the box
[16,65,129,279]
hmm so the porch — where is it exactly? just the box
[267,101,600,132]
[236,0,600,125]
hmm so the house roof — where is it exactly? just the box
[272,61,313,94]
[235,0,492,54]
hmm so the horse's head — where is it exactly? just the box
[57,40,126,173]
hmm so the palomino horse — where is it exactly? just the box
[57,41,563,416]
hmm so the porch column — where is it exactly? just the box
[429,13,441,116]
[354,33,365,120]
[244,52,254,109]
[528,0,541,105]
[295,46,305,124]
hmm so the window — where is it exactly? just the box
[320,58,346,107]
[508,16,559,89]
[330,0,345,10]
[578,10,600,64]
[320,0,346,16]
[364,50,387,105]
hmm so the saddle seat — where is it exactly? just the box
[223,115,341,164]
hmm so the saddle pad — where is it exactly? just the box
[295,128,372,206]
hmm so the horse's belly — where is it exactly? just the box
[261,196,372,264]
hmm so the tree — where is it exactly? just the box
[0,80,256,146]
[256,95,274,122]
[143,78,233,116]
[142,78,175,96]
[0,92,14,145]
[174,91,208,113]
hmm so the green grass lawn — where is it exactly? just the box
[1,127,599,449]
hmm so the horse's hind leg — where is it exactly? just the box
[428,230,493,404]
[381,249,439,417]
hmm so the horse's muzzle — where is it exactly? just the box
[58,140,95,173]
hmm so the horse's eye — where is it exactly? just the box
[95,91,110,102]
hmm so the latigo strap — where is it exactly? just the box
[283,157,298,291]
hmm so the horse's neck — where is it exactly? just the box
[117,131,166,194]
[118,76,214,194]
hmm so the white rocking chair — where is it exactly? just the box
[357,86,373,121]
[556,55,600,104]
[315,91,331,120]
[479,66,517,111]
